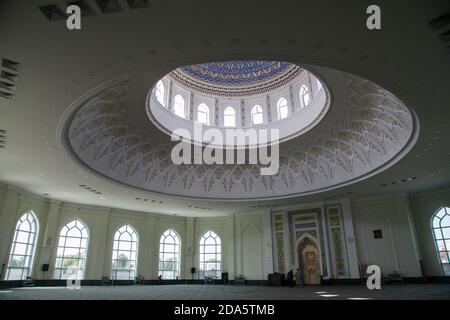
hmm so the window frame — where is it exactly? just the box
[300,85,311,107]
[251,105,263,126]
[155,80,165,106]
[4,211,39,280]
[173,94,185,118]
[277,97,288,120]
[197,103,210,125]
[199,230,222,279]
[111,224,139,280]
[53,218,89,280]
[158,229,181,280]
[431,206,450,276]
[223,106,236,127]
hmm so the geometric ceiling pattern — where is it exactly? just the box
[170,60,303,97]
[67,69,415,200]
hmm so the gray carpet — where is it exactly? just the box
[0,284,449,300]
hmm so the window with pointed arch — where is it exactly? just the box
[4,211,39,280]
[199,230,221,279]
[300,85,311,107]
[251,105,263,125]
[197,103,210,125]
[277,97,288,120]
[432,206,450,275]
[316,78,322,92]
[158,229,181,279]
[224,106,236,127]
[173,94,185,118]
[155,80,165,106]
[111,225,139,280]
[54,219,89,280]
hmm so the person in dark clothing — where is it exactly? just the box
[287,270,294,288]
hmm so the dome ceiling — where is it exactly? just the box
[170,61,302,97]
[63,65,418,201]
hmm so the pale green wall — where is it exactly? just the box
[0,185,273,280]
[1,183,448,281]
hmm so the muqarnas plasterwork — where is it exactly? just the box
[296,230,317,240]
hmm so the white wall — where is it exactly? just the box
[1,183,449,281]
[351,195,422,277]
[0,185,273,281]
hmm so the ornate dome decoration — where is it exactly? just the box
[148,61,327,148]
[170,61,302,97]
[64,65,418,200]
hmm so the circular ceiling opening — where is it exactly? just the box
[64,63,417,201]
[146,60,330,148]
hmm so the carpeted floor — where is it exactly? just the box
[0,284,449,300]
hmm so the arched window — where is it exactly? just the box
[300,85,311,107]
[277,97,288,120]
[173,94,185,118]
[155,80,165,106]
[111,225,138,280]
[251,105,263,125]
[432,207,450,275]
[158,229,180,279]
[199,230,221,279]
[54,219,89,280]
[197,103,209,125]
[5,211,39,280]
[316,78,322,92]
[224,106,236,127]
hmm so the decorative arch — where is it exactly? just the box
[155,80,165,106]
[173,94,185,118]
[54,218,89,280]
[223,106,235,127]
[4,211,39,280]
[296,234,322,285]
[300,84,310,107]
[199,230,221,278]
[197,103,210,125]
[251,105,263,125]
[276,97,288,120]
[111,224,139,280]
[431,206,450,276]
[241,223,262,279]
[158,229,181,279]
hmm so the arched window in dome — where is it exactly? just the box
[277,97,288,120]
[158,229,180,279]
[251,105,263,125]
[224,106,236,127]
[316,78,322,92]
[54,219,89,280]
[300,85,311,107]
[173,95,185,118]
[155,80,165,106]
[431,207,450,275]
[111,225,138,280]
[199,230,221,279]
[197,103,210,125]
[5,211,39,280]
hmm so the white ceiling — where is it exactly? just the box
[0,0,449,217]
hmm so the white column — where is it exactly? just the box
[0,188,21,279]
[36,200,61,279]
[184,217,195,280]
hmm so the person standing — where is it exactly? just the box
[287,269,294,288]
